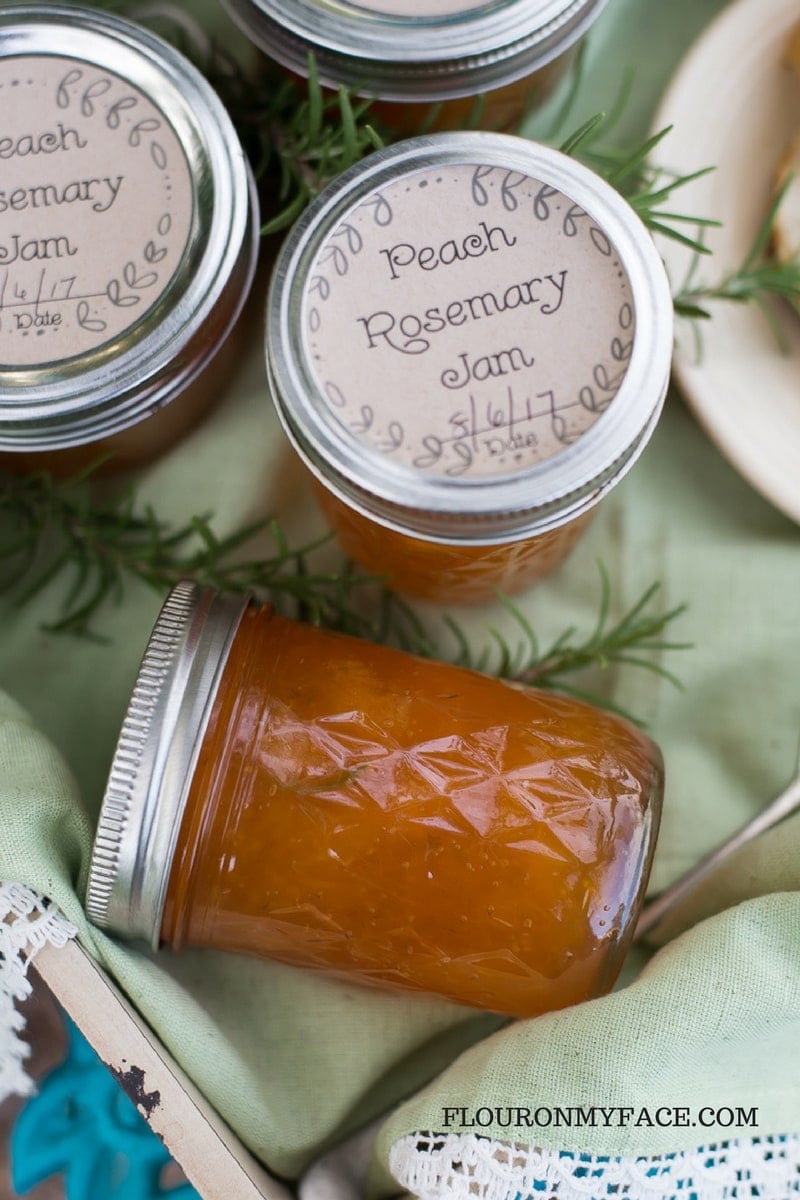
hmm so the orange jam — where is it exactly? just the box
[0,322,245,479]
[314,482,594,603]
[0,7,258,473]
[367,54,570,135]
[266,137,673,612]
[224,0,603,136]
[160,602,662,1017]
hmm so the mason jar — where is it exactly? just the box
[0,5,259,476]
[265,132,673,603]
[222,0,609,132]
[85,581,663,1018]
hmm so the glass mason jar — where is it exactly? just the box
[0,5,259,477]
[266,132,674,603]
[86,581,663,1019]
[222,0,610,132]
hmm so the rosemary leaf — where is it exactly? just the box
[0,12,699,722]
[467,566,693,699]
[306,53,324,145]
[0,470,689,720]
[559,112,607,157]
[107,0,718,255]
[672,173,800,334]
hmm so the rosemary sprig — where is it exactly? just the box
[484,567,685,688]
[190,42,386,236]
[541,67,800,339]
[524,51,720,257]
[0,468,381,639]
[115,4,386,235]
[0,469,688,715]
[362,567,689,724]
[254,59,385,237]
[108,2,715,249]
[566,120,719,256]
[673,174,800,342]
[448,564,689,722]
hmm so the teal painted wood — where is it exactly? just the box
[10,1014,199,1200]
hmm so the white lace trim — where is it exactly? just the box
[0,881,77,1103]
[390,1131,800,1200]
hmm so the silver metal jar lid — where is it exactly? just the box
[266,132,674,546]
[85,582,250,945]
[222,0,608,101]
[0,5,259,453]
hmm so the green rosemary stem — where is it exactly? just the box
[0,7,697,719]
[672,175,800,333]
[0,469,382,639]
[0,470,689,719]
[335,563,690,725]
[258,62,385,236]
[441,564,690,722]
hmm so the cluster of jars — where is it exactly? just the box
[0,0,674,606]
[1,2,673,1018]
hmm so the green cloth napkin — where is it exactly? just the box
[2,0,800,1187]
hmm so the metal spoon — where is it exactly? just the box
[635,768,800,941]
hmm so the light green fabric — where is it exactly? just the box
[2,0,800,1187]
[374,895,800,1178]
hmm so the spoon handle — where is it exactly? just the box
[635,771,800,941]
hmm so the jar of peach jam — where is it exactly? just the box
[266,133,673,603]
[0,5,259,477]
[86,581,663,1019]
[222,0,609,132]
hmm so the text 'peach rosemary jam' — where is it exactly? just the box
[266,133,673,603]
[0,5,258,477]
[222,0,610,132]
[85,582,663,1019]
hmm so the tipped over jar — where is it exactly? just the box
[86,582,663,1018]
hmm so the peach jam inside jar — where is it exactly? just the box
[222,0,610,131]
[85,581,663,1019]
[266,133,674,603]
[0,5,259,476]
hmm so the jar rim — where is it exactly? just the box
[0,5,259,452]
[85,583,249,945]
[222,0,609,100]
[266,132,674,545]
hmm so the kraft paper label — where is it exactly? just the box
[302,163,635,480]
[0,55,193,369]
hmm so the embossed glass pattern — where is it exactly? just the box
[147,598,663,1017]
[314,484,595,602]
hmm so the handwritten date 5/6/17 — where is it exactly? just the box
[412,387,553,476]
[349,387,594,478]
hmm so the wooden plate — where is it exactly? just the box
[654,0,800,524]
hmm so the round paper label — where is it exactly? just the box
[302,163,635,480]
[0,55,193,369]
